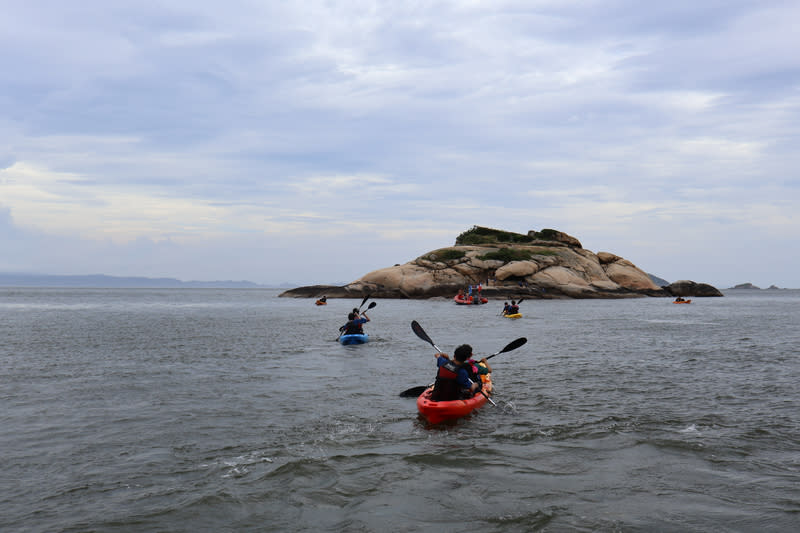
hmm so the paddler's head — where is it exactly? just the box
[454,344,472,363]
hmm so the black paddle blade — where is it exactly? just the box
[411,320,434,347]
[502,337,527,352]
[399,385,429,398]
[366,301,377,310]
[358,294,371,310]
[486,337,528,359]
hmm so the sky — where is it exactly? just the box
[1,1,799,288]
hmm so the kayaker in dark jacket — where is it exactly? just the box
[342,311,369,335]
[431,344,479,401]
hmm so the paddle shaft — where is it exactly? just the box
[485,337,527,360]
[480,389,497,406]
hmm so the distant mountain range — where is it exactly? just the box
[0,273,276,288]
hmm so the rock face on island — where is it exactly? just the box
[281,226,724,300]
[729,283,786,290]
[730,283,761,290]
[663,280,724,297]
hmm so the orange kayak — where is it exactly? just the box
[315,300,327,305]
[673,299,692,304]
[416,375,493,424]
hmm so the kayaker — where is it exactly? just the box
[509,300,519,314]
[468,355,492,386]
[431,344,479,401]
[342,311,370,335]
[501,301,510,315]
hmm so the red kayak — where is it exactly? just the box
[454,295,488,305]
[416,375,493,424]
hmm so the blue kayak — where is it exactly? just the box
[339,333,369,345]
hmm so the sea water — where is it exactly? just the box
[1,288,798,532]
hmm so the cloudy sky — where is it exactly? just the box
[1,1,798,288]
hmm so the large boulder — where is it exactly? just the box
[529,229,582,247]
[600,254,661,291]
[495,261,540,280]
[664,280,724,297]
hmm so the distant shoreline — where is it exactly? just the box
[0,273,284,289]
[2,273,795,291]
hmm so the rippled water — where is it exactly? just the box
[2,288,798,532]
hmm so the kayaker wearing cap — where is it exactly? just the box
[431,344,480,401]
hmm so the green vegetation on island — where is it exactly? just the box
[455,226,565,245]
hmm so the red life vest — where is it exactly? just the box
[432,359,462,401]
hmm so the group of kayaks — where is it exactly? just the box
[325,291,697,424]
[322,297,529,425]
[455,293,525,320]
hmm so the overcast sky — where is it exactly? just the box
[1,1,798,288]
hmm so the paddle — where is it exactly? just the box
[411,320,443,352]
[486,337,527,359]
[405,321,526,403]
[399,385,430,398]
[336,301,377,341]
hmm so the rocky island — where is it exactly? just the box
[280,226,722,300]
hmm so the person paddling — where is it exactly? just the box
[342,311,370,335]
[431,344,480,401]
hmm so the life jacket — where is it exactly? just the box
[510,305,519,314]
[464,361,485,389]
[344,319,364,335]
[432,359,463,401]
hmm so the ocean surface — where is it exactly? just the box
[1,288,798,532]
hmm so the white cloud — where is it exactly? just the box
[0,1,798,286]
